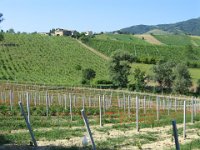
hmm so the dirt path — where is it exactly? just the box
[135,34,164,45]
[76,40,110,61]
[36,122,199,149]
[1,122,199,150]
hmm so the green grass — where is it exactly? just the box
[153,35,194,46]
[189,68,200,84]
[96,34,150,44]
[129,63,200,85]
[191,36,200,46]
[171,138,200,150]
[1,128,84,144]
[95,132,158,149]
[0,33,109,85]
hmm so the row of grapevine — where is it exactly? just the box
[85,38,200,66]
[0,34,109,85]
[1,83,200,119]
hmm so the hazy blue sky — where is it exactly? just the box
[0,0,199,33]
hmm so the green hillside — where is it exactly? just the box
[0,34,109,85]
[95,34,150,44]
[129,63,200,84]
[191,36,200,46]
[153,34,200,46]
[119,17,200,35]
[85,37,200,67]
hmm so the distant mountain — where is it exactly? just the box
[118,17,200,35]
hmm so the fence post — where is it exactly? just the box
[99,95,102,127]
[128,95,131,118]
[183,100,186,140]
[136,95,139,132]
[10,90,13,111]
[156,96,159,121]
[123,93,126,113]
[102,94,105,115]
[46,91,49,117]
[64,94,67,110]
[69,93,73,121]
[191,97,194,123]
[18,101,37,147]
[167,97,170,115]
[81,109,96,150]
[82,95,85,110]
[172,120,180,150]
[175,98,177,112]
[26,92,30,124]
[143,96,146,114]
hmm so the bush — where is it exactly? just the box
[81,68,96,85]
[81,79,89,85]
[80,36,90,43]
[0,33,4,41]
[96,80,112,84]
[128,84,135,91]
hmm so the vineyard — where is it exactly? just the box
[152,35,200,46]
[0,82,200,149]
[0,34,109,85]
[85,35,200,67]
[95,34,150,45]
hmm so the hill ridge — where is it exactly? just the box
[119,17,200,35]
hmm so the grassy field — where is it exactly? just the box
[191,36,200,46]
[0,34,109,85]
[152,35,196,46]
[130,63,200,84]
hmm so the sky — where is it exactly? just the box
[0,0,200,33]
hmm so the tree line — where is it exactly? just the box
[82,50,200,96]
[109,50,200,95]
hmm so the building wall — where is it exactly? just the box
[55,30,64,36]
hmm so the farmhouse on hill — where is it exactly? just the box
[54,28,78,36]
[85,31,93,36]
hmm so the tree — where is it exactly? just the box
[0,13,3,23]
[7,28,15,34]
[0,13,4,41]
[153,61,175,91]
[196,79,200,95]
[82,68,96,84]
[109,50,135,88]
[49,28,55,35]
[133,68,146,91]
[0,33,3,41]
[172,63,192,94]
